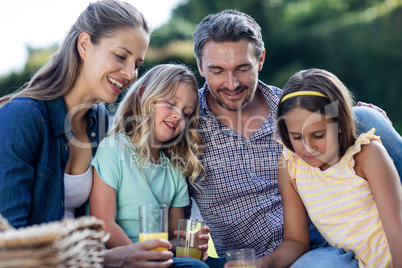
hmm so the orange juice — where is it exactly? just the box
[139,232,168,251]
[176,246,202,260]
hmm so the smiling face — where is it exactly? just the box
[79,27,150,103]
[285,108,341,170]
[151,82,198,148]
[197,40,264,111]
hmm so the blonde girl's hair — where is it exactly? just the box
[277,68,357,156]
[0,0,150,107]
[111,63,205,189]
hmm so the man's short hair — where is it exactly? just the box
[193,9,265,67]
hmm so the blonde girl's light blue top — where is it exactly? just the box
[91,134,189,242]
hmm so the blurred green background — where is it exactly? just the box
[1,0,401,134]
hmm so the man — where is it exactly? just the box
[190,9,402,268]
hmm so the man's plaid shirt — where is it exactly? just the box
[190,80,284,258]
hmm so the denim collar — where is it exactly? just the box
[46,96,97,137]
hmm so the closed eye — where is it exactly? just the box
[135,60,144,70]
[208,67,224,75]
[238,66,250,72]
[166,101,175,107]
[115,54,126,60]
[314,134,325,139]
[212,70,223,75]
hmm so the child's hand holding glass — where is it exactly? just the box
[174,219,210,262]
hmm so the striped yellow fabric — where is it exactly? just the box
[283,129,392,268]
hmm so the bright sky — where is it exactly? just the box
[0,0,182,75]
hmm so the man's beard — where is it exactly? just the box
[211,86,255,111]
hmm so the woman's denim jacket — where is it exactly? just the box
[0,96,108,228]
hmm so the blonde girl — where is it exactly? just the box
[109,64,204,189]
[90,63,210,267]
[275,68,402,267]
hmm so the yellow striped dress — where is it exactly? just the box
[283,129,392,268]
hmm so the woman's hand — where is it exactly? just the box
[103,239,174,268]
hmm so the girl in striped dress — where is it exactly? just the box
[276,69,402,267]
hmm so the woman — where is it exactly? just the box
[0,0,174,266]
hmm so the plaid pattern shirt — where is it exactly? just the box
[190,80,284,258]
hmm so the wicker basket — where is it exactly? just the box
[0,214,110,268]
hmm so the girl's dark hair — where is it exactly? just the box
[277,68,357,156]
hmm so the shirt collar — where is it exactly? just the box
[47,96,70,136]
[47,96,98,136]
[198,82,211,116]
[86,105,97,130]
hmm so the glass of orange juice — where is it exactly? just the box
[176,219,204,260]
[226,248,257,268]
[139,204,168,251]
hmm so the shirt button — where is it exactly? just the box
[250,173,254,177]
[91,132,96,137]
[258,195,263,200]
[265,213,270,218]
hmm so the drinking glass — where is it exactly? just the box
[226,248,257,268]
[176,219,204,259]
[139,204,168,251]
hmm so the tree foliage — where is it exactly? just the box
[0,46,54,98]
[1,0,401,132]
[168,0,402,132]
